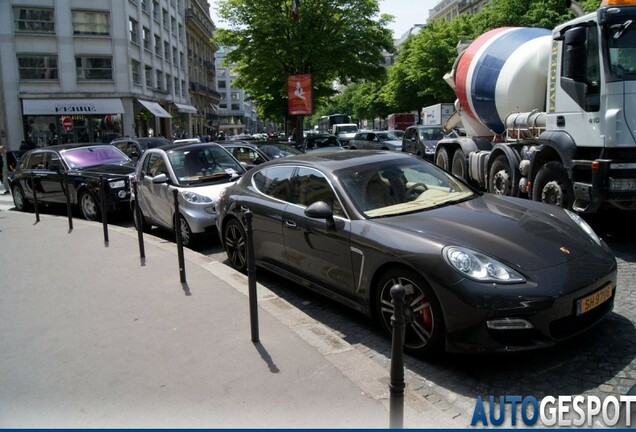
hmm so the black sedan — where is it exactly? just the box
[216,151,617,355]
[9,144,135,221]
[221,141,303,169]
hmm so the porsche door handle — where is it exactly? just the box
[284,219,297,229]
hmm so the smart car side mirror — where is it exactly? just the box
[152,173,170,184]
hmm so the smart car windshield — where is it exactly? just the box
[338,158,476,217]
[169,145,245,185]
[62,146,131,168]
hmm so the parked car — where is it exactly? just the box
[173,138,202,145]
[132,142,246,246]
[0,150,26,172]
[110,137,172,163]
[348,130,403,151]
[299,133,344,153]
[221,141,303,169]
[9,144,135,220]
[216,150,616,355]
[402,125,458,161]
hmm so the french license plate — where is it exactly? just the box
[576,284,614,316]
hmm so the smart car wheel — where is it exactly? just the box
[223,218,247,273]
[12,184,31,212]
[79,190,100,221]
[174,213,194,247]
[376,268,444,356]
[132,203,151,233]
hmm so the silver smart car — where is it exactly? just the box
[133,142,246,246]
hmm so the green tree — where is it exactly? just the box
[214,0,394,123]
[383,15,474,112]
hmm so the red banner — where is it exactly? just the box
[288,74,313,115]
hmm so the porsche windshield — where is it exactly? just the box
[338,158,476,217]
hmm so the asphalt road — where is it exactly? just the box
[2,193,635,426]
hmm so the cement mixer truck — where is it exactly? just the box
[434,0,636,213]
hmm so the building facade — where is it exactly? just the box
[0,0,205,150]
[214,46,257,136]
[185,0,220,139]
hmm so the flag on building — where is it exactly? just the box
[291,0,300,21]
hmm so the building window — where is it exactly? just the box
[145,65,153,88]
[129,18,139,44]
[141,0,149,13]
[162,8,168,30]
[152,1,160,21]
[14,7,55,33]
[181,80,186,97]
[231,103,239,111]
[172,47,178,65]
[179,52,185,69]
[171,17,176,36]
[143,27,150,50]
[218,80,226,89]
[154,34,161,56]
[76,56,113,80]
[167,74,172,94]
[164,41,170,61]
[156,70,163,91]
[17,55,58,80]
[178,23,184,41]
[174,77,179,96]
[131,60,141,84]
[72,11,109,36]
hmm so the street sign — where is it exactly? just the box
[62,117,73,131]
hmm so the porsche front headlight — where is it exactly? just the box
[443,246,525,283]
[565,209,601,246]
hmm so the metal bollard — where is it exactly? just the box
[31,172,40,223]
[389,283,406,429]
[244,210,259,343]
[132,180,145,260]
[99,176,109,244]
[173,188,186,282]
[64,172,73,232]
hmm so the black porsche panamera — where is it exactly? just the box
[216,150,617,355]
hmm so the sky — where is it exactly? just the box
[209,0,439,39]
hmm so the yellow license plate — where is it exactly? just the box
[576,284,614,316]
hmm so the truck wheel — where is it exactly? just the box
[451,149,467,179]
[532,161,573,209]
[489,155,512,195]
[435,147,450,171]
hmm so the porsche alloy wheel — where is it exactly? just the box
[376,268,444,356]
[223,218,247,273]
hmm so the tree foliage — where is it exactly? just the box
[369,0,604,120]
[213,0,394,121]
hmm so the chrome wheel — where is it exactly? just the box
[12,185,28,211]
[79,191,100,221]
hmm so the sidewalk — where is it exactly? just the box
[0,203,465,428]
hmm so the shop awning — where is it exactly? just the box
[174,103,197,114]
[22,98,125,115]
[137,99,172,118]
